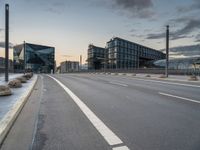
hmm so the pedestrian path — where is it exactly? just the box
[0,75,37,121]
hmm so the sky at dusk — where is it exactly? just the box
[0,0,200,65]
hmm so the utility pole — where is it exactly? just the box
[165,25,169,78]
[5,4,9,82]
[24,41,26,74]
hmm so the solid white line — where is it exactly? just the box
[47,75,129,147]
[113,146,130,150]
[159,92,200,104]
[109,81,128,87]
[128,77,200,88]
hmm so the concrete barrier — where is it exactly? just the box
[188,75,198,81]
[8,79,22,88]
[0,85,12,96]
[159,74,167,78]
[132,73,136,76]
[16,77,27,83]
[145,75,151,77]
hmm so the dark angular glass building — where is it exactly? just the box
[13,43,55,73]
[106,37,166,69]
[87,44,107,70]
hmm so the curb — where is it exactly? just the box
[0,75,38,146]
[133,76,200,83]
[91,72,200,83]
[110,73,200,83]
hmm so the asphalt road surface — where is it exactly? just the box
[1,74,200,150]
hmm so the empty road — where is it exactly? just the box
[1,74,200,150]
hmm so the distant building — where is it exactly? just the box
[0,57,13,73]
[106,37,166,69]
[60,61,79,73]
[87,44,107,70]
[13,43,55,73]
[80,63,88,70]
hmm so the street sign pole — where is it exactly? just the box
[5,4,9,82]
[165,25,169,78]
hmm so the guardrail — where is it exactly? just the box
[0,68,13,73]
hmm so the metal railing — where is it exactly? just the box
[61,68,200,76]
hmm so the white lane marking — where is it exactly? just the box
[126,77,200,88]
[109,81,128,87]
[159,92,200,104]
[113,146,130,150]
[48,75,129,147]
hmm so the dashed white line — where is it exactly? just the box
[109,81,128,87]
[48,75,130,149]
[113,146,130,150]
[159,92,200,104]
[130,77,200,88]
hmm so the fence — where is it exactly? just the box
[0,67,13,73]
[72,68,200,76]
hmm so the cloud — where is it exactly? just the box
[22,0,68,14]
[110,0,155,18]
[0,41,14,48]
[161,44,200,57]
[146,19,200,40]
[45,2,67,14]
[146,32,165,40]
[113,0,153,9]
[177,0,200,13]
[195,34,200,42]
[129,29,136,32]
[130,34,145,38]
[174,19,200,36]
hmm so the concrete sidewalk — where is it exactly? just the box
[0,75,38,145]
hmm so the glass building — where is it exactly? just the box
[87,44,107,70]
[106,37,166,69]
[150,57,200,69]
[13,43,55,73]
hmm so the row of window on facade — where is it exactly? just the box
[88,37,166,70]
[107,39,159,53]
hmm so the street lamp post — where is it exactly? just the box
[165,25,169,78]
[5,4,9,82]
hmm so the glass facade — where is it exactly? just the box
[87,44,107,70]
[150,57,200,69]
[13,43,55,73]
[106,37,166,69]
